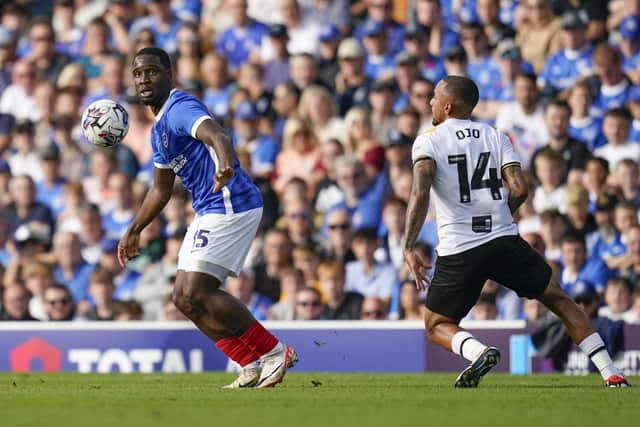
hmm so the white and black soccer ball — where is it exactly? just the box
[81,99,129,148]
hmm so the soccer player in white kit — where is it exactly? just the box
[118,48,297,388]
[402,75,630,388]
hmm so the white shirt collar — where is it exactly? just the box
[154,89,176,122]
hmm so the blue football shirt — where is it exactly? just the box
[151,90,262,216]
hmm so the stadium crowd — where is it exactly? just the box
[0,0,639,326]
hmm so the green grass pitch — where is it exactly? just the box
[0,373,637,427]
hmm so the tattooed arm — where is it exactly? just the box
[502,163,529,214]
[403,158,435,290]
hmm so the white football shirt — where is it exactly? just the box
[412,118,520,256]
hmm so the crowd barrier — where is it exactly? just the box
[1,321,638,374]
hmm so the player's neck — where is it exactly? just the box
[151,91,171,116]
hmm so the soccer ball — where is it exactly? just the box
[81,99,129,148]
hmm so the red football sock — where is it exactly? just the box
[215,336,260,367]
[238,321,279,357]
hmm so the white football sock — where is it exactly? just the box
[578,333,620,379]
[260,341,284,359]
[451,331,488,362]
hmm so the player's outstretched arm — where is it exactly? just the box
[502,163,528,214]
[403,158,435,290]
[195,119,236,192]
[118,167,176,266]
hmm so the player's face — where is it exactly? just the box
[132,54,172,107]
[430,82,450,126]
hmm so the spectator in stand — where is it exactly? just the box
[392,52,420,114]
[35,146,66,219]
[272,117,322,195]
[317,24,342,91]
[397,280,426,320]
[402,25,446,86]
[539,209,567,263]
[298,85,343,144]
[135,227,183,320]
[537,10,593,96]
[21,260,53,320]
[49,114,87,182]
[408,78,435,132]
[618,15,640,85]
[76,203,104,265]
[567,80,605,150]
[262,24,290,92]
[583,156,609,209]
[112,300,143,321]
[368,80,396,142]
[306,0,350,33]
[0,59,41,122]
[598,277,633,321]
[515,0,562,74]
[590,44,633,117]
[613,159,640,205]
[161,292,187,321]
[360,296,388,320]
[375,196,406,272]
[225,268,273,321]
[200,53,233,122]
[475,0,514,44]
[52,230,93,304]
[288,53,319,95]
[414,0,459,57]
[284,198,320,251]
[294,286,324,320]
[236,62,273,120]
[0,26,17,93]
[345,227,397,302]
[253,228,292,302]
[43,283,75,321]
[559,231,611,296]
[268,267,304,320]
[130,0,183,55]
[594,108,639,171]
[623,290,640,324]
[77,18,113,91]
[6,174,54,238]
[102,172,135,239]
[0,284,36,321]
[354,0,404,55]
[532,149,567,215]
[589,193,621,264]
[28,17,71,84]
[629,86,640,143]
[319,207,355,263]
[496,72,549,169]
[103,0,136,57]
[531,99,591,184]
[292,246,321,289]
[319,260,362,320]
[276,0,321,57]
[335,38,371,116]
[8,119,42,183]
[85,267,117,321]
[459,21,500,104]
[331,155,385,230]
[86,54,127,107]
[443,44,468,78]
[343,106,380,159]
[599,201,638,269]
[97,237,141,301]
[232,101,279,180]
[618,225,640,288]
[215,0,268,69]
[470,293,499,321]
[361,20,395,81]
[564,184,597,238]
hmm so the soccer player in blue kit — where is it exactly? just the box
[118,47,297,388]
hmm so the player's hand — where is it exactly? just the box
[213,166,234,193]
[403,248,431,291]
[118,231,140,267]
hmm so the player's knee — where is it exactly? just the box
[172,279,207,315]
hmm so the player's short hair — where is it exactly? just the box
[603,107,632,122]
[134,47,172,70]
[441,75,479,115]
[592,43,621,68]
[544,98,571,115]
